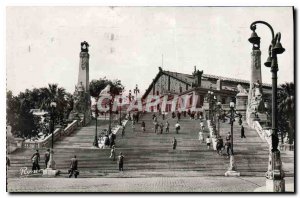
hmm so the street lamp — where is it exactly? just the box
[133,84,140,99]
[249,21,285,192]
[50,101,57,149]
[214,101,223,137]
[224,99,242,177]
[206,88,216,121]
[43,101,59,176]
[119,96,123,126]
[93,102,99,147]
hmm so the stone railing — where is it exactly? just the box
[252,120,294,151]
[207,120,217,150]
[252,121,272,149]
[23,120,79,149]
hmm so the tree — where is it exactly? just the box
[89,78,124,115]
[40,84,68,124]
[278,82,295,144]
[7,92,40,138]
[6,84,73,139]
[89,78,124,99]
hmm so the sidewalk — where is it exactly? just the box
[8,176,294,192]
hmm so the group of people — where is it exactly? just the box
[30,149,51,173]
[198,118,246,157]
[152,113,180,134]
[97,132,116,149]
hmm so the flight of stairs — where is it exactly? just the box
[7,112,294,178]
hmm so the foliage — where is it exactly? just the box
[6,84,73,138]
[278,82,295,144]
[7,92,40,138]
[89,77,125,99]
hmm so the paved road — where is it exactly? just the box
[7,176,294,192]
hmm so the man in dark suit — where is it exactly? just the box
[118,152,124,171]
[44,149,50,168]
[69,155,78,178]
[241,125,246,138]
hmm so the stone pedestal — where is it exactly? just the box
[265,150,285,192]
[225,155,240,177]
[42,168,59,176]
[43,149,59,176]
[225,170,240,177]
[266,179,285,192]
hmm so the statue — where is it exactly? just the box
[237,84,248,94]
[249,80,264,113]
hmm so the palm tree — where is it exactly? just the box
[40,84,67,124]
[278,82,295,144]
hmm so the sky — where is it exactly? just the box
[6,7,294,96]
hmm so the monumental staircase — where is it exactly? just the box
[7,113,294,178]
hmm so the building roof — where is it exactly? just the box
[142,67,272,98]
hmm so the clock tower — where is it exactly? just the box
[77,41,90,91]
[69,41,91,125]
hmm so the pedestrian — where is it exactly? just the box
[206,136,211,149]
[175,121,180,134]
[199,131,204,143]
[241,125,246,138]
[225,140,232,157]
[121,124,125,138]
[226,132,231,142]
[104,135,109,148]
[216,137,223,155]
[172,112,176,119]
[162,112,165,120]
[165,121,170,133]
[44,149,50,168]
[196,112,200,120]
[109,145,116,161]
[191,112,195,119]
[177,111,181,121]
[172,137,177,150]
[69,155,79,178]
[154,122,159,133]
[31,150,40,173]
[128,113,132,121]
[141,121,146,132]
[118,152,125,171]
[200,121,205,131]
[152,113,155,120]
[160,123,164,134]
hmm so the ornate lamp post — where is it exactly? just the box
[43,101,59,176]
[207,88,216,121]
[50,101,57,150]
[249,21,285,192]
[214,101,223,137]
[128,90,132,103]
[206,87,218,137]
[108,98,113,134]
[127,90,132,120]
[93,103,99,147]
[119,96,123,126]
[133,84,140,99]
[224,100,242,177]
